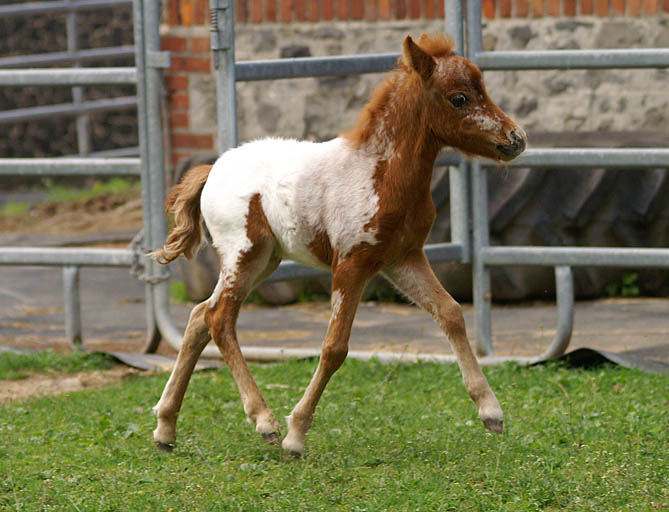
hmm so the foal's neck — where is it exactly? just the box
[343,72,442,195]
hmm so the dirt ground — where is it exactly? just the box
[0,191,143,237]
[0,364,144,404]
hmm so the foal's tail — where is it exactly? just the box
[151,164,213,264]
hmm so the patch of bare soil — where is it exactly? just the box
[0,192,143,235]
[0,365,143,404]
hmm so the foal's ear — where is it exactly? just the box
[402,35,436,81]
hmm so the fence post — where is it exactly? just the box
[210,0,237,153]
[471,160,493,356]
[63,265,85,351]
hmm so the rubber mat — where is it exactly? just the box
[533,344,669,375]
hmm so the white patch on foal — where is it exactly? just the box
[330,289,344,322]
[200,137,380,294]
[470,107,501,132]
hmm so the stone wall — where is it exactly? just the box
[163,13,668,168]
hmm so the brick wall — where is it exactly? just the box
[167,0,668,23]
[162,0,668,167]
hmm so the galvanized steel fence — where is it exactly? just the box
[0,0,138,157]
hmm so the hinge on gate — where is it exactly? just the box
[147,51,171,69]
[210,0,233,51]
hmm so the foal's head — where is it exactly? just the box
[402,34,526,162]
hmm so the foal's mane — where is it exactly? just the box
[343,34,455,149]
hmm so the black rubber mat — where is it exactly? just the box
[534,345,669,375]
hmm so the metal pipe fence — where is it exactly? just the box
[463,0,669,360]
[0,0,136,157]
[0,0,158,352]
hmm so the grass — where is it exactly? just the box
[1,359,667,511]
[0,201,30,217]
[43,177,140,204]
[0,350,113,380]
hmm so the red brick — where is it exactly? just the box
[308,0,320,20]
[423,0,435,18]
[408,0,421,18]
[167,0,180,25]
[563,0,576,14]
[236,0,248,22]
[663,0,669,12]
[170,56,211,73]
[322,0,335,19]
[580,0,594,13]
[165,74,189,91]
[169,93,189,111]
[644,0,658,14]
[265,0,278,21]
[612,0,625,13]
[181,0,195,25]
[483,0,496,18]
[162,35,187,52]
[190,37,210,53]
[596,0,609,15]
[250,0,263,21]
[337,0,348,19]
[436,0,444,16]
[280,0,292,22]
[294,0,306,20]
[516,0,529,16]
[378,0,391,18]
[169,112,189,129]
[351,0,364,18]
[195,0,207,24]
[365,0,378,20]
[531,0,544,16]
[547,0,560,14]
[394,0,407,18]
[171,133,214,149]
[500,0,512,16]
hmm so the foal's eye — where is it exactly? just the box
[449,93,468,108]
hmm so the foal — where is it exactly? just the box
[152,34,526,457]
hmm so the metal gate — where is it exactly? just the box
[0,0,169,353]
[458,0,669,361]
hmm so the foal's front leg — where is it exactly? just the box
[282,262,371,457]
[383,249,504,433]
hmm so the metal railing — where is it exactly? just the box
[462,0,669,362]
[0,0,166,352]
[0,0,136,157]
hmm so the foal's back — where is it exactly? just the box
[200,136,381,269]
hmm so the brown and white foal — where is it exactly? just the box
[151,34,526,457]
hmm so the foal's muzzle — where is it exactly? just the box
[496,130,526,161]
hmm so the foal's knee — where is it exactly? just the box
[438,297,465,333]
[321,342,348,371]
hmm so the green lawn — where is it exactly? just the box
[0,350,113,380]
[1,359,667,511]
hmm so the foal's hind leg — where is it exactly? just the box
[382,249,503,434]
[153,301,212,450]
[205,260,282,443]
[204,215,283,443]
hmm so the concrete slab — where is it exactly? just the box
[1,266,667,366]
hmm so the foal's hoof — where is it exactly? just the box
[483,417,504,434]
[155,441,175,453]
[262,432,281,445]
